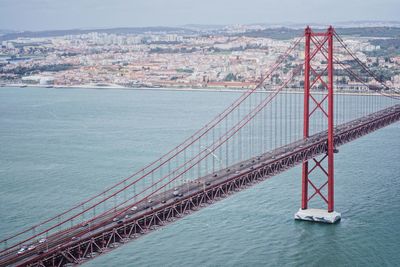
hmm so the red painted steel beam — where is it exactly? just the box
[301,26,311,209]
[327,26,335,212]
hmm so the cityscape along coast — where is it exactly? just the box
[1,25,400,93]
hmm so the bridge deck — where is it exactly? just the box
[1,104,399,267]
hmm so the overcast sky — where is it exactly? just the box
[0,0,399,31]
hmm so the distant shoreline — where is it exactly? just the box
[0,83,398,97]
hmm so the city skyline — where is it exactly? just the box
[0,0,400,31]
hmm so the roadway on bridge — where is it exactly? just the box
[1,104,399,267]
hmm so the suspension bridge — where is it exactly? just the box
[1,26,399,267]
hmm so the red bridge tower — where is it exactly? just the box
[295,26,341,223]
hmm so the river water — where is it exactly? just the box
[0,87,399,266]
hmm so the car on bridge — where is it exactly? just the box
[130,206,138,211]
[17,246,27,255]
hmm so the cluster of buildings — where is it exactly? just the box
[1,30,399,91]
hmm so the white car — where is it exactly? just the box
[130,206,138,211]
[38,238,47,244]
[28,245,36,251]
[17,246,27,255]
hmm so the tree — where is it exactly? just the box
[224,73,237,81]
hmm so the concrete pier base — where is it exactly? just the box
[294,208,341,224]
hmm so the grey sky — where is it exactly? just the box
[0,0,399,31]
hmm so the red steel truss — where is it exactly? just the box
[17,106,400,267]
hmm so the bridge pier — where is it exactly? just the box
[294,208,341,224]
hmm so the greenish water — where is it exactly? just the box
[0,87,399,266]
